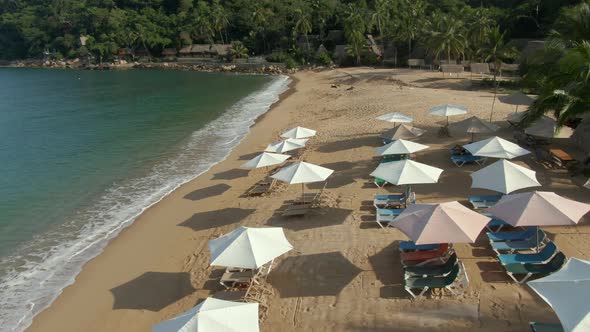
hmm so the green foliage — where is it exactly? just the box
[229,40,248,59]
[284,56,298,69]
[266,52,288,63]
[315,52,332,65]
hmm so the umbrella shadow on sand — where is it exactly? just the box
[367,241,407,298]
[268,252,362,298]
[179,208,255,231]
[183,184,231,201]
[211,169,249,180]
[268,207,352,231]
[308,160,376,189]
[316,135,380,153]
[110,272,195,311]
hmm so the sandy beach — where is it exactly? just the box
[27,68,590,332]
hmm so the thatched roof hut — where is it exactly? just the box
[178,44,231,57]
[162,48,177,56]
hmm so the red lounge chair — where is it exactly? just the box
[401,243,452,266]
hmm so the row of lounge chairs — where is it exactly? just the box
[372,192,415,228]
[468,194,503,210]
[486,226,566,283]
[450,146,487,167]
[399,242,469,298]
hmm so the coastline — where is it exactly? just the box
[25,68,589,332]
[20,73,295,332]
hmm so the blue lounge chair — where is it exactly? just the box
[469,194,503,209]
[529,322,564,332]
[487,227,538,242]
[374,194,406,209]
[382,138,394,145]
[404,262,469,298]
[381,154,407,163]
[498,242,558,265]
[451,155,487,167]
[504,252,566,283]
[399,241,440,252]
[404,253,458,278]
[482,213,509,232]
[373,177,388,188]
[491,230,547,254]
[375,208,404,228]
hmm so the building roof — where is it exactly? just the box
[162,48,177,56]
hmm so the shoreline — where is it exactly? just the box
[19,74,295,332]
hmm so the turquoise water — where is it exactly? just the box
[0,68,290,331]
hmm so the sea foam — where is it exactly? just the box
[0,74,291,332]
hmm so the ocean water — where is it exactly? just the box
[0,68,290,331]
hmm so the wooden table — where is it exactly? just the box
[220,270,254,289]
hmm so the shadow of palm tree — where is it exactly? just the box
[183,184,231,201]
[110,272,195,311]
[268,252,362,298]
[179,208,255,231]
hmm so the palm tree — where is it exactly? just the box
[252,4,269,53]
[293,7,313,57]
[211,0,229,44]
[230,41,248,59]
[344,4,367,65]
[396,0,427,57]
[370,0,392,64]
[481,26,518,121]
[466,7,494,61]
[426,13,467,64]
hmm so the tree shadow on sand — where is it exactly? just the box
[110,272,195,311]
[268,207,352,231]
[268,252,362,298]
[179,208,255,231]
[183,184,231,201]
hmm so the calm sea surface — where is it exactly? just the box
[0,68,290,331]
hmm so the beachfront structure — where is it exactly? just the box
[178,44,231,59]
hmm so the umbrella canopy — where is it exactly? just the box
[428,104,468,125]
[470,159,541,194]
[152,298,259,332]
[448,116,499,141]
[585,178,590,189]
[525,116,574,138]
[389,201,491,244]
[241,152,290,169]
[375,139,430,156]
[264,138,307,153]
[370,159,443,185]
[464,136,531,159]
[528,258,590,332]
[380,124,425,141]
[506,112,525,122]
[376,112,414,124]
[498,92,535,106]
[280,126,317,139]
[208,226,293,269]
[487,191,590,227]
[271,161,334,184]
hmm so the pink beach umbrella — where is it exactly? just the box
[389,201,491,245]
[487,191,590,251]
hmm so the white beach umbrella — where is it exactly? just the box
[271,161,334,201]
[389,201,491,244]
[470,159,541,194]
[370,159,443,185]
[585,178,590,189]
[528,258,590,332]
[375,139,430,156]
[280,126,317,139]
[428,104,468,125]
[464,136,531,159]
[448,116,499,142]
[498,92,535,112]
[376,112,414,126]
[525,116,574,138]
[241,152,290,169]
[380,124,426,141]
[264,138,307,153]
[208,226,293,269]
[152,297,259,332]
[506,111,525,122]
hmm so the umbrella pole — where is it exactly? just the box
[302,183,305,203]
[536,225,539,253]
[515,105,518,113]
[471,132,474,143]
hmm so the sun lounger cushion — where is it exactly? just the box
[491,230,546,252]
[401,243,450,266]
[405,264,460,290]
[469,195,502,209]
[404,253,458,277]
[503,252,566,283]
[374,194,406,208]
[451,155,486,167]
[498,241,557,265]
[487,227,538,242]
[529,322,564,332]
[399,241,439,252]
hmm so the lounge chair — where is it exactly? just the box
[220,268,256,289]
[469,194,502,209]
[399,241,439,252]
[483,213,509,232]
[404,253,458,278]
[373,177,388,188]
[382,138,394,145]
[401,243,452,266]
[490,230,547,254]
[487,227,538,242]
[503,252,566,283]
[381,154,406,163]
[375,208,404,228]
[451,155,487,167]
[404,262,469,298]
[529,322,564,332]
[282,203,312,217]
[374,194,406,209]
[498,241,558,265]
